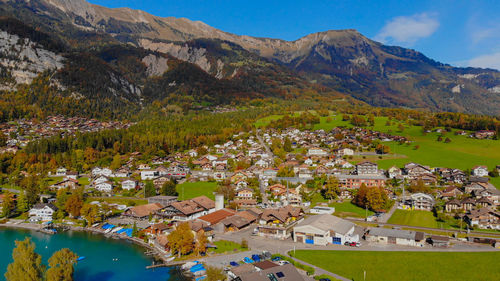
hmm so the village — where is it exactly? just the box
[0,115,132,153]
[3,123,500,281]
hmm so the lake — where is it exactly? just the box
[0,227,185,281]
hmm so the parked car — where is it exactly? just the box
[230,261,239,267]
[271,257,281,262]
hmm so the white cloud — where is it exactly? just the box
[467,52,500,70]
[374,13,439,46]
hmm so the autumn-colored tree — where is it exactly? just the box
[352,183,368,208]
[206,266,226,281]
[194,230,208,255]
[45,248,78,281]
[2,192,15,218]
[80,203,100,225]
[168,222,194,257]
[16,191,28,213]
[161,180,178,196]
[5,238,44,281]
[109,154,122,170]
[64,194,83,217]
[322,176,339,200]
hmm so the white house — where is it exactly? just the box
[95,181,113,193]
[255,159,269,168]
[29,203,57,222]
[293,214,358,246]
[141,170,159,180]
[472,166,489,177]
[338,148,354,157]
[92,167,113,177]
[307,148,328,157]
[93,176,109,185]
[121,179,137,190]
[55,167,67,176]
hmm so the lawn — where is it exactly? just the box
[291,250,500,281]
[176,181,218,200]
[254,114,284,127]
[330,201,374,219]
[210,240,245,254]
[387,209,439,228]
[78,177,90,186]
[258,112,500,173]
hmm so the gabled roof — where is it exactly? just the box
[295,214,354,235]
[198,209,236,225]
[191,196,215,210]
[127,203,163,218]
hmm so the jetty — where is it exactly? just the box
[146,260,185,269]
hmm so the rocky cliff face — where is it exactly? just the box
[0,29,64,86]
[2,0,500,115]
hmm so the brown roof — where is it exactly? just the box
[127,203,163,218]
[238,264,305,281]
[151,223,168,231]
[221,215,251,229]
[191,196,215,210]
[230,263,256,276]
[253,260,279,270]
[171,201,205,216]
[198,209,236,225]
[236,210,259,222]
[156,235,168,247]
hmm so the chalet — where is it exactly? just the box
[231,171,249,183]
[387,166,402,178]
[50,179,79,190]
[123,203,163,219]
[444,199,461,212]
[236,187,254,199]
[157,196,215,221]
[337,174,387,189]
[92,167,113,177]
[464,208,500,229]
[94,181,113,193]
[65,171,79,180]
[29,203,57,222]
[145,223,169,236]
[406,193,435,211]
[473,130,496,139]
[293,214,358,245]
[114,167,131,178]
[404,163,432,178]
[256,206,304,240]
[55,167,67,176]
[473,166,489,177]
[356,161,378,175]
[198,209,236,228]
[307,147,328,157]
[140,170,159,180]
[439,186,463,199]
[138,164,151,170]
[121,179,137,190]
[255,159,269,168]
[93,175,109,185]
[147,195,178,206]
[461,198,476,211]
[366,227,424,247]
[337,148,354,157]
[153,175,171,189]
[235,180,248,189]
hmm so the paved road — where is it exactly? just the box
[378,202,398,223]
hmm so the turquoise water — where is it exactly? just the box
[0,228,184,281]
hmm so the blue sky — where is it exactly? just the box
[89,0,500,70]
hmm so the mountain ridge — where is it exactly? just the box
[1,0,500,115]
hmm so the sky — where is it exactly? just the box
[88,0,500,70]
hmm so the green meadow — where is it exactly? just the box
[176,181,218,200]
[387,209,439,228]
[255,113,500,173]
[330,201,374,218]
[291,250,500,281]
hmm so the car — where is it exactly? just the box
[348,242,357,247]
[229,261,239,267]
[355,242,361,247]
[319,279,331,281]
[271,257,281,262]
[344,241,350,246]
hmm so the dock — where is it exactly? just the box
[146,260,185,269]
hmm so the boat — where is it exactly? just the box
[77,256,86,261]
[195,276,206,281]
[111,227,123,233]
[104,228,113,234]
[182,261,199,270]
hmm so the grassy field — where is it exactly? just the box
[87,197,147,206]
[210,240,245,254]
[330,201,374,218]
[291,250,500,281]
[255,113,500,175]
[387,209,439,228]
[176,181,218,200]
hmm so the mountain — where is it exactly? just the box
[1,0,500,116]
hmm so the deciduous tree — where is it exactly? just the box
[46,248,78,281]
[5,238,43,281]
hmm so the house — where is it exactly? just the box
[472,166,489,177]
[366,227,424,247]
[50,179,79,190]
[114,167,132,178]
[337,148,354,157]
[444,199,461,212]
[255,159,269,168]
[123,203,163,219]
[236,188,254,199]
[93,175,110,185]
[474,130,496,139]
[94,181,113,193]
[387,166,402,178]
[307,148,328,157]
[55,167,67,176]
[404,163,432,178]
[461,198,476,211]
[145,223,169,236]
[337,174,387,189]
[439,186,463,200]
[121,179,137,190]
[157,196,215,221]
[153,175,172,189]
[140,170,159,180]
[29,203,57,222]
[235,180,248,189]
[405,193,435,211]
[293,214,358,245]
[256,206,304,240]
[356,161,378,175]
[220,215,252,232]
[464,208,500,229]
[65,171,78,180]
